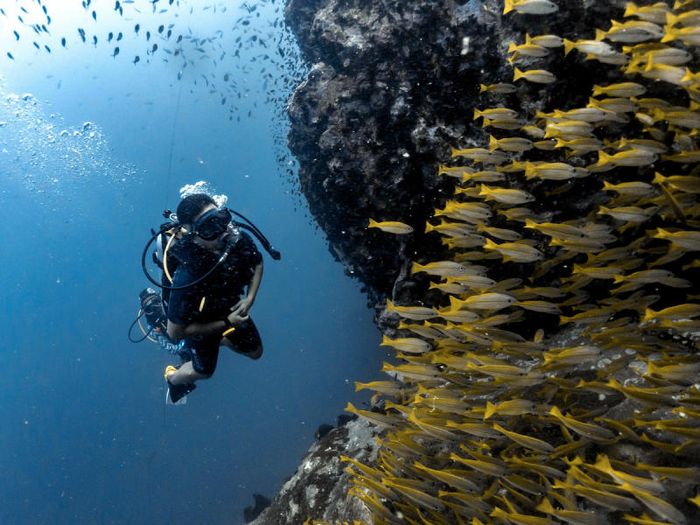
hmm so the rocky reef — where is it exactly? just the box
[248,417,376,525]
[285,0,493,299]
[258,0,700,523]
[284,0,632,301]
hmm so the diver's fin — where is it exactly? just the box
[166,383,196,405]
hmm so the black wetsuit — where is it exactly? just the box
[166,232,263,376]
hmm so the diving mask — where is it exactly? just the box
[192,207,233,240]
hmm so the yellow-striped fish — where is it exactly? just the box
[367,218,413,234]
[484,238,544,263]
[513,67,556,84]
[592,82,647,97]
[623,2,669,24]
[479,82,518,94]
[503,0,559,15]
[478,184,535,205]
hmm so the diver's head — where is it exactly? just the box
[177,194,234,252]
[176,193,217,225]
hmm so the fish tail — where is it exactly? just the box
[597,150,612,167]
[507,41,518,54]
[622,3,636,18]
[425,222,435,233]
[666,12,679,27]
[513,67,524,81]
[524,218,537,229]
[368,218,379,228]
[479,83,488,93]
[503,0,515,15]
[535,498,555,514]
[410,262,424,274]
[484,401,496,420]
[595,29,607,41]
[563,38,576,56]
[652,171,668,186]
[345,402,359,416]
[591,84,604,97]
[386,299,396,311]
[642,308,656,323]
[660,30,674,44]
[483,238,498,251]
[488,135,498,150]
[612,274,625,284]
[602,180,614,191]
[473,108,483,120]
[654,228,669,239]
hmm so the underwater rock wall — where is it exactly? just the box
[248,418,376,525]
[284,0,632,301]
[275,0,700,523]
[285,0,502,299]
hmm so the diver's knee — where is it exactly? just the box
[191,365,215,380]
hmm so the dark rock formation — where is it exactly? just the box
[285,0,502,302]
[314,423,334,440]
[243,494,271,524]
[284,0,628,304]
[248,418,377,525]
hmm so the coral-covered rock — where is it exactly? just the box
[248,418,377,525]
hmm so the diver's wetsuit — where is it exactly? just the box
[166,231,263,376]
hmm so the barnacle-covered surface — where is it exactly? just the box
[269,0,700,524]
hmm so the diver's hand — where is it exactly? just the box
[230,299,252,318]
[226,311,249,326]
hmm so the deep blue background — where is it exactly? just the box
[0,1,388,523]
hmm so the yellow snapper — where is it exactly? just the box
[653,228,700,250]
[624,2,669,24]
[593,82,647,97]
[479,82,517,94]
[503,0,559,15]
[513,67,556,84]
[367,218,413,234]
[526,33,563,48]
[483,238,544,262]
[563,38,617,57]
[488,135,533,152]
[596,20,664,43]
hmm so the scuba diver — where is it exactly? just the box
[132,192,280,404]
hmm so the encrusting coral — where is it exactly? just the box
[346,1,700,524]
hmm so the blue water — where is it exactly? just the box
[0,2,389,523]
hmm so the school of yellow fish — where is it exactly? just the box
[355,1,700,524]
